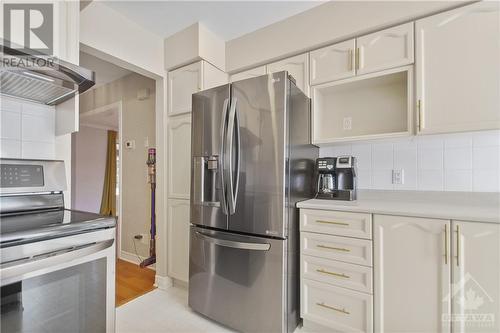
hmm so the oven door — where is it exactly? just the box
[0,229,115,333]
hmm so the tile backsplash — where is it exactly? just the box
[0,96,56,159]
[319,130,500,192]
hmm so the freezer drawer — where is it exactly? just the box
[189,226,287,332]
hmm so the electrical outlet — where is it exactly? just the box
[392,169,404,185]
[343,117,352,130]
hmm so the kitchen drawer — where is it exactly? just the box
[301,232,372,266]
[301,279,373,333]
[301,255,373,294]
[300,209,372,239]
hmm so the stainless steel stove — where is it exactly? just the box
[0,159,116,333]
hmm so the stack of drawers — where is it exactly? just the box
[299,209,373,332]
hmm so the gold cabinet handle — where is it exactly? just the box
[455,225,460,267]
[316,220,349,226]
[317,244,350,252]
[444,224,448,265]
[355,47,360,70]
[348,49,353,71]
[316,268,350,279]
[316,302,350,315]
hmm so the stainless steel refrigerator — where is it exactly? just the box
[188,71,318,333]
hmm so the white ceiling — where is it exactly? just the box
[102,1,324,41]
[80,51,132,86]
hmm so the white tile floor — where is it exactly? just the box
[116,287,234,333]
[116,287,314,333]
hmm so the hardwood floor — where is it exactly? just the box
[116,259,156,307]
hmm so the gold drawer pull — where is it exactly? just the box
[316,302,350,315]
[316,268,350,279]
[316,220,349,226]
[317,244,351,252]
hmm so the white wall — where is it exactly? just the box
[71,126,108,213]
[80,1,164,77]
[0,96,56,160]
[226,1,466,72]
[320,130,500,192]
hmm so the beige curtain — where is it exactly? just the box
[100,130,117,216]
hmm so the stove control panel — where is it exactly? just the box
[1,164,44,187]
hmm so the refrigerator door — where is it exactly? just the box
[191,84,231,230]
[227,72,289,238]
[188,226,286,332]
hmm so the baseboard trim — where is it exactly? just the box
[154,275,173,290]
[119,250,156,271]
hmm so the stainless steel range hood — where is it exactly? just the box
[0,43,95,106]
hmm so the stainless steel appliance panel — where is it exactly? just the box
[227,72,288,238]
[188,226,286,333]
[191,85,231,230]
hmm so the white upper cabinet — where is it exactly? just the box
[416,1,500,134]
[357,22,414,75]
[374,215,451,333]
[451,221,500,333]
[168,62,202,116]
[267,53,310,96]
[310,39,356,85]
[168,61,227,116]
[230,65,267,82]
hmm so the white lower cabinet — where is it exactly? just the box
[374,215,451,333]
[167,199,190,282]
[451,221,500,333]
[300,209,373,332]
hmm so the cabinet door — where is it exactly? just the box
[168,62,202,115]
[374,215,451,333]
[167,199,190,282]
[310,39,355,85]
[267,53,310,96]
[357,22,414,75]
[416,2,500,134]
[167,114,191,199]
[451,221,500,333]
[230,65,266,82]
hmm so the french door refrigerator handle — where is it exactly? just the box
[219,98,230,215]
[195,231,270,251]
[226,97,239,215]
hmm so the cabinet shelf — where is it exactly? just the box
[312,66,413,144]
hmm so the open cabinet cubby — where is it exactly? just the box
[312,66,413,144]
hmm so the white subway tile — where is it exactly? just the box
[444,147,472,170]
[356,169,372,189]
[417,170,444,191]
[319,146,335,157]
[417,135,444,149]
[444,133,473,149]
[21,141,55,159]
[473,146,500,170]
[444,169,473,192]
[22,114,55,143]
[351,144,371,169]
[418,148,443,170]
[473,130,500,148]
[0,97,22,113]
[394,146,417,170]
[21,103,54,117]
[0,139,21,158]
[394,168,417,190]
[473,169,500,192]
[372,143,393,170]
[0,110,21,140]
[372,169,393,190]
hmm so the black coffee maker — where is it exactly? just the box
[315,156,357,201]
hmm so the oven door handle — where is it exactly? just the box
[0,239,114,286]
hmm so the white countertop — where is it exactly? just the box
[297,190,500,223]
